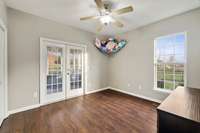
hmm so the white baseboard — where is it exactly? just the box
[8,104,40,115]
[1,112,9,126]
[109,87,162,103]
[7,86,161,116]
[0,118,3,127]
[40,97,66,107]
[85,87,109,94]
[8,87,109,115]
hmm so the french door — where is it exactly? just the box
[40,39,66,105]
[40,38,85,105]
[66,45,84,98]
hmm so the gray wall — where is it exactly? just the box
[0,0,7,25]
[7,6,200,110]
[8,8,109,110]
[109,8,200,101]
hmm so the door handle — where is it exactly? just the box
[66,72,70,76]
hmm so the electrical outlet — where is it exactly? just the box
[128,83,131,87]
[33,92,38,98]
[138,85,142,90]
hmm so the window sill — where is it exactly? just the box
[154,88,172,94]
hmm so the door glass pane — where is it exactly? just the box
[78,81,82,88]
[46,47,63,94]
[69,48,83,90]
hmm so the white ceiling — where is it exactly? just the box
[4,0,200,35]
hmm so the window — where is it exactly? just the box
[46,47,63,94]
[154,33,186,92]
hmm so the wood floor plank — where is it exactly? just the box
[0,90,159,133]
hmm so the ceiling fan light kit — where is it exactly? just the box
[100,15,114,25]
[80,0,134,32]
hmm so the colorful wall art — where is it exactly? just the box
[94,38,127,55]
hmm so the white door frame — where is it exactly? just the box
[40,37,87,105]
[40,38,66,105]
[0,19,8,125]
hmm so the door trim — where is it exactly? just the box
[0,19,8,125]
[40,38,66,105]
[40,37,87,105]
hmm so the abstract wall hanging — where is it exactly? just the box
[94,38,127,55]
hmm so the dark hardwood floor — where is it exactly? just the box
[0,90,159,133]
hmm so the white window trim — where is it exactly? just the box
[153,32,187,93]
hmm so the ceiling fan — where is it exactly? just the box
[80,0,134,32]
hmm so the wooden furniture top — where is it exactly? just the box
[157,86,200,123]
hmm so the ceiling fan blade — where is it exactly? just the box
[80,16,98,21]
[113,20,124,28]
[94,0,104,10]
[113,6,134,15]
